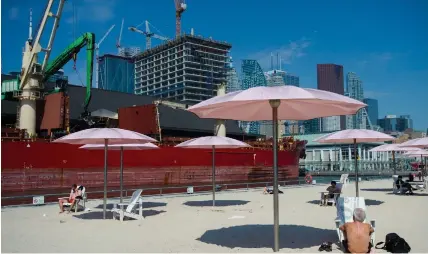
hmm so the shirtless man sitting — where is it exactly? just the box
[58,184,82,213]
[339,208,374,253]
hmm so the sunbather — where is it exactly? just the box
[58,184,82,213]
[339,208,374,253]
[263,187,283,194]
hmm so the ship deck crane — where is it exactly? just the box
[43,32,95,120]
[174,0,187,37]
[16,0,66,136]
[129,20,169,49]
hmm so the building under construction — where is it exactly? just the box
[134,34,232,104]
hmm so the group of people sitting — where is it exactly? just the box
[58,184,84,213]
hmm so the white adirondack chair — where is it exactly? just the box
[334,174,350,188]
[112,189,144,221]
[335,197,376,247]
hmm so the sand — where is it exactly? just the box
[1,179,427,253]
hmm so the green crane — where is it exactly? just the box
[43,32,95,119]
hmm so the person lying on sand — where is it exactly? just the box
[58,184,82,213]
[339,208,374,253]
[262,187,283,194]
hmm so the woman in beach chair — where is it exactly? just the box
[339,208,374,253]
[58,184,82,213]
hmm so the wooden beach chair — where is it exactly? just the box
[335,197,376,248]
[60,186,87,212]
[112,189,144,221]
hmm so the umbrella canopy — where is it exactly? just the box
[369,144,420,152]
[403,149,428,157]
[187,86,366,253]
[79,143,159,150]
[187,86,366,121]
[315,129,395,144]
[175,136,251,149]
[315,129,395,197]
[175,136,250,207]
[53,128,157,145]
[399,137,428,148]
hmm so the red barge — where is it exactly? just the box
[1,85,304,205]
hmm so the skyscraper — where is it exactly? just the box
[345,72,365,129]
[317,64,345,131]
[378,115,413,133]
[283,73,300,87]
[240,60,268,135]
[363,98,378,127]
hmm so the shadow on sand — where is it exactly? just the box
[73,210,166,220]
[306,198,384,206]
[94,202,167,210]
[183,200,249,207]
[361,188,393,192]
[197,224,336,250]
[386,192,428,196]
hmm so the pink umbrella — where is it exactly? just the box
[369,144,419,177]
[399,137,428,149]
[187,86,366,252]
[175,136,251,207]
[53,128,157,219]
[315,129,395,196]
[79,143,159,203]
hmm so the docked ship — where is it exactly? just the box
[1,84,305,205]
[1,1,305,205]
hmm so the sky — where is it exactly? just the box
[2,0,428,130]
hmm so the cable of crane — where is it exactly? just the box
[147,21,168,38]
[73,67,86,89]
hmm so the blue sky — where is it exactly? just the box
[2,0,428,130]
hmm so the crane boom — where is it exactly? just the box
[117,18,124,48]
[98,25,115,47]
[43,32,95,117]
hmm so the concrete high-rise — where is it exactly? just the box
[134,35,232,104]
[363,98,378,127]
[316,64,345,131]
[345,72,365,129]
[225,57,240,93]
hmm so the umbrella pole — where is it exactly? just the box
[103,139,108,220]
[393,151,396,175]
[120,146,124,203]
[212,145,216,207]
[354,138,359,197]
[270,99,280,252]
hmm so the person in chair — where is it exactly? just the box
[339,208,374,253]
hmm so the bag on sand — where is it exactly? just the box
[375,233,411,253]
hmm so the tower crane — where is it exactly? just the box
[95,24,115,89]
[129,20,169,50]
[116,18,124,54]
[174,0,187,37]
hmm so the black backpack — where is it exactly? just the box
[375,233,411,253]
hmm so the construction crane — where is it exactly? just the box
[174,0,187,37]
[116,18,124,54]
[17,0,66,136]
[95,24,115,89]
[129,20,169,49]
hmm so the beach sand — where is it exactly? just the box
[2,179,427,253]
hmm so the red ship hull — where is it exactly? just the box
[1,142,300,205]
